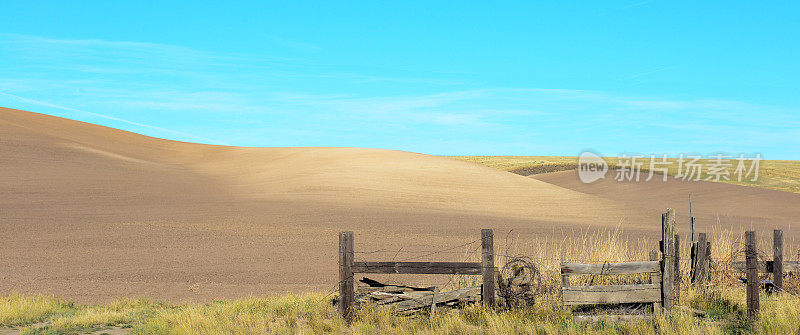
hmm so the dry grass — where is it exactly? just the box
[447,156,800,193]
[3,228,799,334]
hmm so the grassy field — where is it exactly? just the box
[447,156,800,194]
[2,291,799,334]
[3,228,799,334]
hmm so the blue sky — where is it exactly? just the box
[1,1,798,158]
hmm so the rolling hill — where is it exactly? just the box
[1,107,798,302]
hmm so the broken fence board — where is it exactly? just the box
[357,286,413,294]
[376,297,403,305]
[562,284,662,306]
[352,261,481,275]
[385,286,481,312]
[573,315,650,322]
[370,291,404,300]
[561,261,660,275]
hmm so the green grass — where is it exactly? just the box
[0,295,158,334]
[2,290,799,334]
[447,156,800,194]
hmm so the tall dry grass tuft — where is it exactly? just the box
[491,224,652,294]
[0,294,73,326]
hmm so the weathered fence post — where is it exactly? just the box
[690,217,696,278]
[561,257,572,313]
[430,287,438,319]
[705,240,711,285]
[339,231,355,322]
[745,230,759,318]
[481,229,495,306]
[649,249,661,315]
[774,229,783,292]
[690,244,696,282]
[661,209,676,312]
[690,216,695,249]
[693,233,708,289]
[674,234,680,304]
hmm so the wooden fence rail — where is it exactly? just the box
[352,262,481,274]
[561,262,660,275]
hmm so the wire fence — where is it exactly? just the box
[325,229,800,312]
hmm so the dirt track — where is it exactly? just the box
[1,107,798,303]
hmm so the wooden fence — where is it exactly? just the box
[728,229,798,317]
[559,208,679,316]
[338,211,792,321]
[560,261,662,311]
[338,229,495,322]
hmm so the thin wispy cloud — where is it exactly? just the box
[0,91,227,144]
[622,0,654,10]
[0,33,463,87]
[0,33,797,157]
[619,67,672,80]
[599,0,654,16]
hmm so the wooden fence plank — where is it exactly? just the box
[481,229,495,306]
[562,284,662,305]
[339,231,355,322]
[352,261,481,274]
[774,229,784,292]
[561,261,660,275]
[573,315,651,322]
[745,231,759,318]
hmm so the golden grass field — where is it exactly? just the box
[448,156,800,194]
[2,229,799,334]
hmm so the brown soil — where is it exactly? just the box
[2,107,798,303]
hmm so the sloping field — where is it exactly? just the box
[449,156,800,193]
[0,107,651,303]
[1,107,799,303]
[532,170,800,240]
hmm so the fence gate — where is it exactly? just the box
[338,229,495,322]
[561,260,663,318]
[559,208,679,319]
